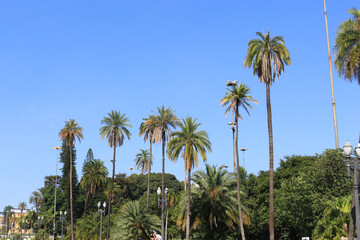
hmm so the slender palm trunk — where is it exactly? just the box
[106,145,116,240]
[266,83,275,240]
[20,211,22,238]
[161,133,166,237]
[84,190,90,214]
[184,166,187,191]
[323,0,339,149]
[70,143,74,240]
[147,142,152,208]
[186,167,191,240]
[235,107,246,240]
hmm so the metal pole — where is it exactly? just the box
[54,147,61,240]
[100,210,103,240]
[355,156,360,239]
[38,220,41,240]
[61,217,63,240]
[161,199,164,238]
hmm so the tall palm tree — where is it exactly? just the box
[134,149,152,175]
[244,31,291,240]
[80,159,108,214]
[100,110,131,240]
[18,202,27,237]
[139,115,159,207]
[335,8,360,85]
[29,191,42,213]
[59,118,84,240]
[167,117,211,240]
[220,83,257,240]
[153,105,180,236]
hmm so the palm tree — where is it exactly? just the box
[80,159,108,214]
[220,83,257,240]
[244,31,290,240]
[167,117,211,240]
[29,191,43,213]
[177,164,249,240]
[2,206,14,236]
[134,149,152,175]
[153,105,180,236]
[18,202,27,237]
[100,110,131,239]
[335,8,360,85]
[59,118,84,240]
[75,213,107,240]
[139,115,158,207]
[111,200,161,240]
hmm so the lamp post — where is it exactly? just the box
[129,167,134,175]
[38,216,43,240]
[157,187,168,240]
[98,202,106,240]
[60,211,66,240]
[228,121,236,173]
[54,146,61,240]
[22,220,28,240]
[343,140,360,238]
[240,148,247,169]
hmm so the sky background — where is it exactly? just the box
[0,0,359,210]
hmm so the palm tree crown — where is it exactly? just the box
[134,149,152,174]
[244,31,291,85]
[220,83,258,119]
[335,8,360,84]
[100,110,131,147]
[58,119,84,147]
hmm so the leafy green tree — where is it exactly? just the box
[80,159,108,214]
[134,149,152,175]
[220,83,257,240]
[167,117,211,240]
[110,201,161,240]
[140,114,158,207]
[244,31,291,240]
[313,196,351,240]
[100,110,131,239]
[75,213,107,240]
[335,8,360,85]
[59,118,84,240]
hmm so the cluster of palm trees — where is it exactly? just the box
[54,9,360,238]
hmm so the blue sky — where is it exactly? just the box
[0,0,359,210]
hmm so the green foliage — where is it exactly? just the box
[335,8,360,84]
[110,201,160,240]
[313,196,351,240]
[74,213,107,240]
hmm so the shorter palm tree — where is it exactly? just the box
[29,191,43,213]
[80,159,108,214]
[134,149,153,175]
[111,201,161,240]
[75,213,107,240]
[177,164,248,240]
[167,117,211,240]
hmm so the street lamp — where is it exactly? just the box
[240,148,247,169]
[157,187,168,240]
[22,220,28,240]
[129,167,134,175]
[343,139,360,239]
[38,216,43,240]
[98,202,106,240]
[228,121,236,172]
[54,146,61,240]
[226,80,238,86]
[60,211,66,240]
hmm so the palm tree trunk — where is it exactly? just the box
[184,166,187,191]
[70,143,74,240]
[147,142,152,208]
[323,0,339,149]
[106,145,116,240]
[266,83,275,240]
[84,191,90,214]
[235,107,246,240]
[186,167,191,240]
[161,133,166,238]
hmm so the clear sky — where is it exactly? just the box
[1,0,359,210]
